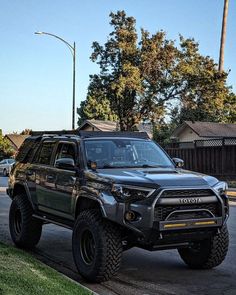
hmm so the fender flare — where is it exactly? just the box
[12,181,36,210]
[74,193,107,218]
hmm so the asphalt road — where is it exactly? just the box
[0,177,236,295]
[0,176,8,188]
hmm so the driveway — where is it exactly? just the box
[1,177,236,295]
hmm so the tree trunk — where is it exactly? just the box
[219,0,229,72]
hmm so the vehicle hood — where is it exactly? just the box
[95,168,218,188]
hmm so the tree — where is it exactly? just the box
[20,129,32,135]
[77,75,118,126]
[78,10,235,131]
[88,11,143,130]
[0,135,14,159]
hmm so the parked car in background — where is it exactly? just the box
[0,159,15,176]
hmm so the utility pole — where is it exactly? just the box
[219,0,229,72]
[72,42,76,130]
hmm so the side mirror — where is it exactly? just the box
[172,157,184,168]
[55,158,75,170]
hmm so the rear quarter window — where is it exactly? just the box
[16,138,41,163]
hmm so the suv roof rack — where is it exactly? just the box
[31,130,78,136]
[79,131,150,139]
[31,130,150,139]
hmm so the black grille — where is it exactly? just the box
[155,203,220,221]
[161,189,213,198]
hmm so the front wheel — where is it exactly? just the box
[178,225,229,269]
[72,209,123,282]
[3,169,8,177]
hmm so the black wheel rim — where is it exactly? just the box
[80,229,95,265]
[14,209,22,235]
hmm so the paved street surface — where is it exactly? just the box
[1,176,236,295]
[0,176,8,190]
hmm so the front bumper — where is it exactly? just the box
[100,186,226,241]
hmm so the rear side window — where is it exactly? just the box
[37,142,55,165]
[16,138,41,163]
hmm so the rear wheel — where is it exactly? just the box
[9,195,42,249]
[178,225,229,269]
[72,209,123,282]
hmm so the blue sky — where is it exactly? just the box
[0,0,235,134]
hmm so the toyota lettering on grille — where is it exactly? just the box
[179,198,202,204]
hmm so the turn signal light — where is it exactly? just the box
[163,220,216,229]
[194,221,216,226]
[164,223,187,228]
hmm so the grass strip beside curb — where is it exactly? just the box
[0,242,92,295]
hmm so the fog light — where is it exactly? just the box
[125,211,136,221]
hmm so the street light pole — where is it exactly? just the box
[35,31,76,129]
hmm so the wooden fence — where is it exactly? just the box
[164,138,236,180]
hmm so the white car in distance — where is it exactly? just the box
[0,159,15,176]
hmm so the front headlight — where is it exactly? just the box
[111,184,155,202]
[213,181,228,195]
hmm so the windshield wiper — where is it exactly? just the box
[101,165,115,169]
[100,164,169,169]
[137,164,171,168]
[140,164,158,168]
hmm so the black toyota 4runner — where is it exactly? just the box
[7,131,229,282]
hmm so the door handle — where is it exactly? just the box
[26,170,34,176]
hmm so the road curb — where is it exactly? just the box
[227,191,236,202]
[59,272,99,295]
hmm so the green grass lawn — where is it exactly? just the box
[0,243,91,295]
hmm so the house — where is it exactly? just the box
[171,121,236,142]
[78,119,153,138]
[5,134,29,152]
[78,120,118,132]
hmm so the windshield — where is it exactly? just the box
[84,138,173,169]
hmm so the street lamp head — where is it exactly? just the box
[35,31,43,35]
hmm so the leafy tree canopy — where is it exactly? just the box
[77,75,118,126]
[78,10,236,132]
[0,135,14,159]
[20,129,32,135]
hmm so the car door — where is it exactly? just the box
[49,141,78,219]
[34,140,58,213]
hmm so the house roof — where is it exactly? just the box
[78,120,118,132]
[135,123,153,138]
[172,121,236,138]
[78,120,153,138]
[5,134,29,149]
